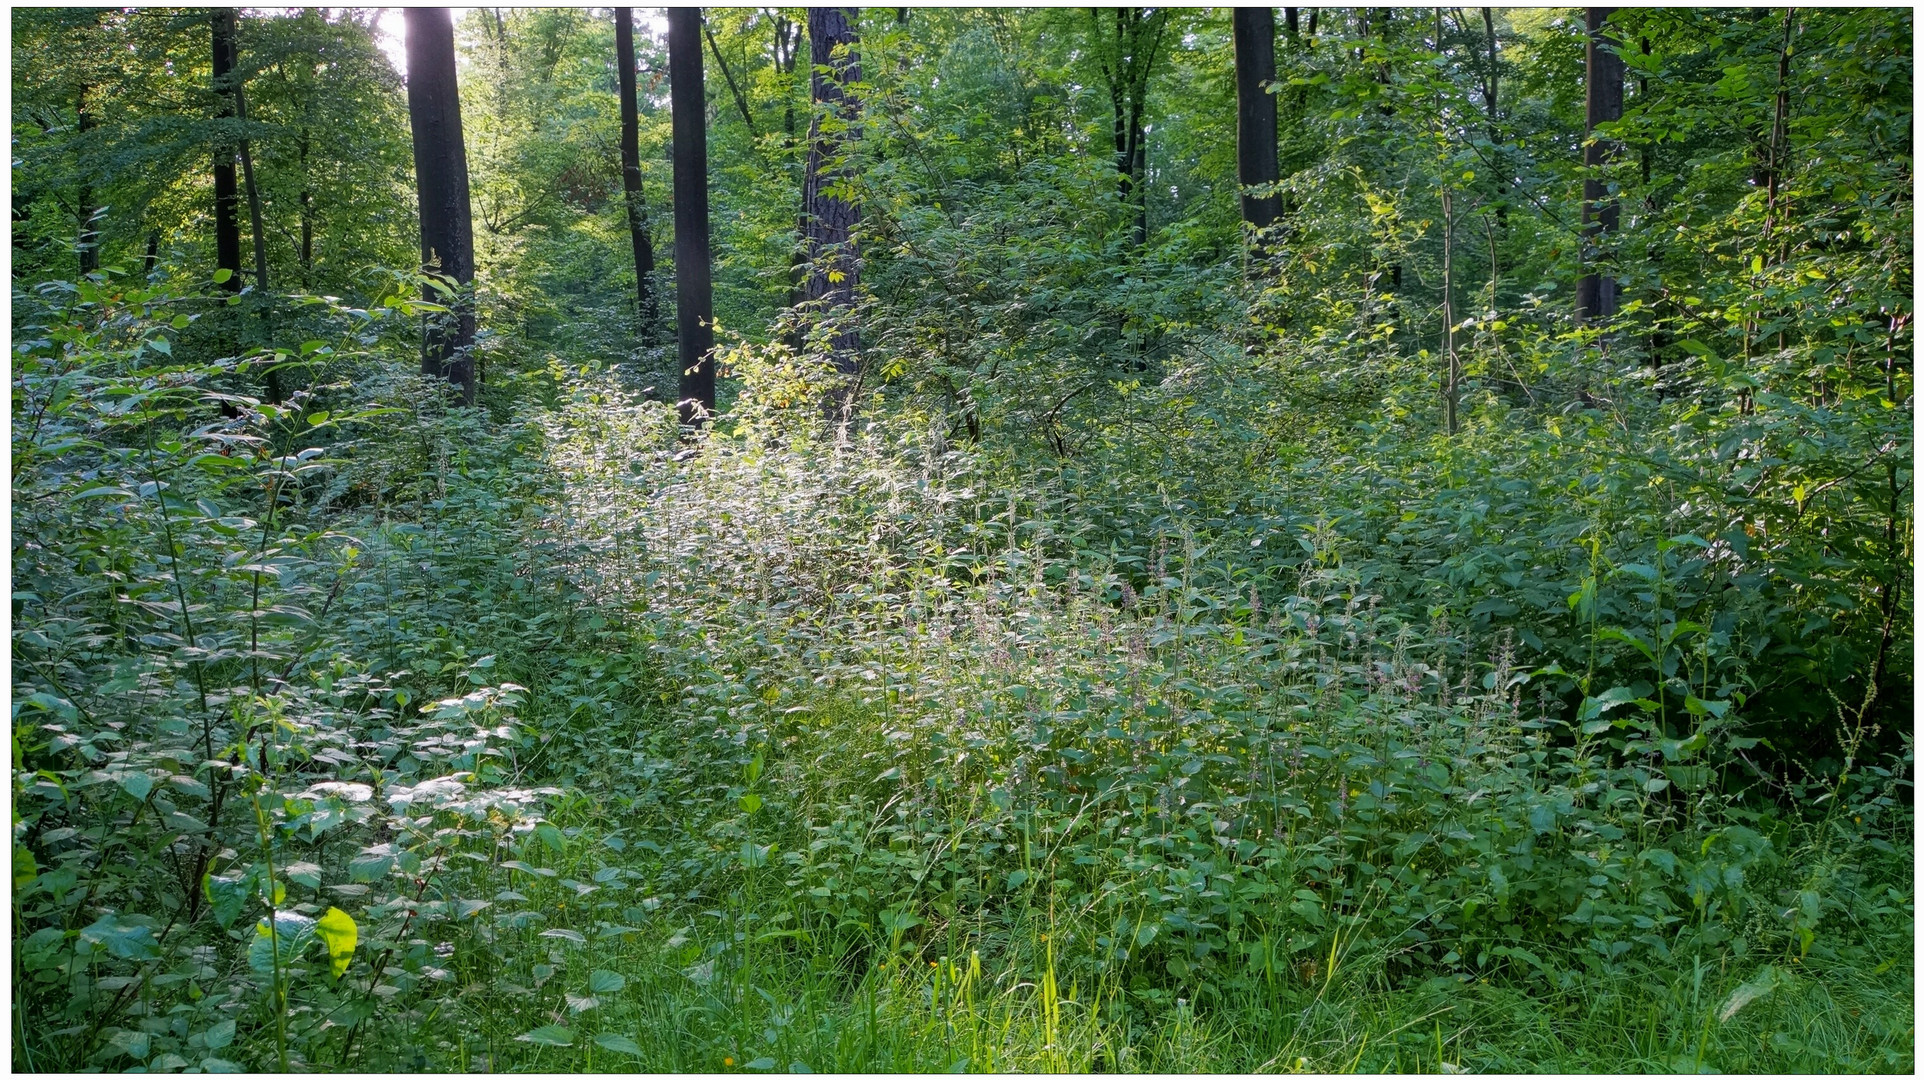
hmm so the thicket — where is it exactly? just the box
[12,6,1913,1074]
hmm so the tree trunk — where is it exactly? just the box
[1232,8,1281,251]
[236,88,268,293]
[298,125,313,286]
[614,8,658,345]
[212,10,242,293]
[1093,8,1166,250]
[76,82,98,277]
[705,17,759,137]
[803,6,863,417]
[405,7,477,403]
[668,7,716,426]
[1576,7,1622,325]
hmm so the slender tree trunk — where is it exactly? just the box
[76,83,98,277]
[405,7,477,403]
[144,231,160,278]
[803,6,863,418]
[1763,9,1795,255]
[298,126,313,286]
[236,88,268,293]
[1576,7,1622,325]
[212,10,242,293]
[614,8,658,344]
[233,68,281,402]
[1441,187,1458,434]
[1232,7,1281,256]
[1481,7,1508,238]
[704,17,759,137]
[668,7,716,426]
[1091,8,1166,250]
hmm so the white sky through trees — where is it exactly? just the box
[367,7,671,81]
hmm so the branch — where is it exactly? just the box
[703,17,758,138]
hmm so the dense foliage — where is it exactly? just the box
[12,6,1912,1073]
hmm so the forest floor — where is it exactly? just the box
[12,369,1914,1073]
[335,386,1910,1074]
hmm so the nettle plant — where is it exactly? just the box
[11,274,554,1070]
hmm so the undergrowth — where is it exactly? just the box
[11,280,1914,1072]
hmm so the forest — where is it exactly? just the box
[9,4,1913,1073]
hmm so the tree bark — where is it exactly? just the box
[803,6,863,416]
[1576,7,1622,325]
[614,8,658,344]
[1232,8,1281,248]
[405,7,477,402]
[212,10,242,293]
[668,7,716,426]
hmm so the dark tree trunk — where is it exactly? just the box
[405,7,477,402]
[668,7,716,426]
[1232,8,1281,246]
[143,230,160,278]
[614,8,658,344]
[229,34,281,402]
[1577,7,1622,324]
[298,126,313,286]
[212,10,241,293]
[1092,8,1167,250]
[236,89,268,293]
[803,6,863,414]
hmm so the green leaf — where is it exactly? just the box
[115,769,154,803]
[745,1057,778,1070]
[79,914,160,960]
[1718,965,1782,1022]
[739,792,763,814]
[202,1019,236,1050]
[349,852,394,882]
[594,1034,643,1057]
[316,907,358,978]
[212,268,233,284]
[202,871,252,929]
[107,1029,152,1060]
[589,969,626,994]
[248,911,316,975]
[1683,695,1731,718]
[518,1025,574,1047]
